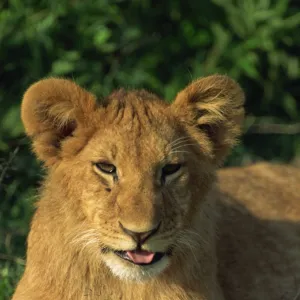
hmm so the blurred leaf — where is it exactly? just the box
[238,56,260,79]
[283,94,298,119]
[94,27,112,46]
[51,60,75,75]
[1,107,23,137]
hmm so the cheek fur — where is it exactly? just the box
[167,174,191,214]
[79,176,115,222]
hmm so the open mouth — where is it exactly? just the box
[114,250,166,266]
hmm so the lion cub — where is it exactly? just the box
[13,75,300,300]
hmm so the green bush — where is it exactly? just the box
[1,0,300,298]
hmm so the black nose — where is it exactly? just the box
[119,222,161,245]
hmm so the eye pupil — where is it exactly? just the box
[162,164,181,176]
[95,162,116,174]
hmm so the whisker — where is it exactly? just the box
[172,143,199,151]
[169,151,190,155]
[175,237,199,264]
[170,141,195,150]
[169,136,191,147]
[180,229,210,246]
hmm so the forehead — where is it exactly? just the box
[85,90,182,161]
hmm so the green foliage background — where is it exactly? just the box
[0,0,300,298]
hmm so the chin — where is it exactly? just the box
[103,251,170,282]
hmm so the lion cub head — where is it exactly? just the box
[22,75,244,281]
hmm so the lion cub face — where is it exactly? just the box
[76,100,192,280]
[21,76,244,281]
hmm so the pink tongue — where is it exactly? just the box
[126,250,155,264]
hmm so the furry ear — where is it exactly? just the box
[21,78,97,166]
[172,75,245,165]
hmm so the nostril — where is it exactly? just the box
[119,222,161,244]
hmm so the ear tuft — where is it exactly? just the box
[21,78,97,166]
[172,75,245,165]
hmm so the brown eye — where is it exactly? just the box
[162,164,181,177]
[95,162,116,174]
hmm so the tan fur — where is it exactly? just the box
[13,75,300,300]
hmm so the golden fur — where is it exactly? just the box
[13,75,300,300]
